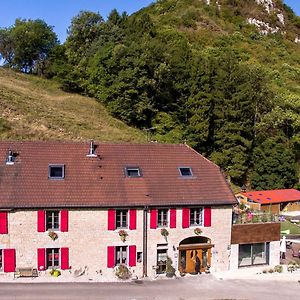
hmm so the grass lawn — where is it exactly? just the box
[0,68,146,142]
[281,220,300,234]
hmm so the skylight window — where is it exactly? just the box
[49,165,65,179]
[179,167,193,177]
[125,167,141,178]
[6,150,15,165]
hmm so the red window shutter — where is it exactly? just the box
[169,208,176,228]
[61,247,69,270]
[107,209,116,231]
[182,208,190,228]
[37,210,45,232]
[3,249,16,273]
[0,212,8,234]
[107,246,115,268]
[129,209,137,230]
[37,248,46,271]
[60,210,69,232]
[150,209,157,229]
[204,207,212,227]
[129,245,137,267]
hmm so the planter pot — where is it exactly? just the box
[166,272,175,278]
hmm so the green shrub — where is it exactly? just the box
[115,264,131,280]
[166,257,176,277]
[274,265,283,273]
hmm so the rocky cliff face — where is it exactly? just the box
[202,0,299,41]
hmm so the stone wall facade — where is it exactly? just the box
[0,206,233,278]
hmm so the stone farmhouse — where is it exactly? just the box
[0,141,280,278]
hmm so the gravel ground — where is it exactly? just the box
[0,266,299,300]
[0,274,299,300]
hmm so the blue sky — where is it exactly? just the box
[0,0,299,43]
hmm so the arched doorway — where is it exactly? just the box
[178,236,213,274]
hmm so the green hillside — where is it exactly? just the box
[139,0,300,94]
[0,68,145,142]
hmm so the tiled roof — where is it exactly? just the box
[241,189,300,204]
[0,141,237,209]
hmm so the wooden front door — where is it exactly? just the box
[180,248,211,273]
[185,249,196,273]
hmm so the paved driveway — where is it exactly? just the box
[0,275,298,300]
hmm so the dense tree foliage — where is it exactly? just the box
[0,19,58,73]
[250,136,297,190]
[1,0,299,190]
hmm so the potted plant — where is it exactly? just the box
[114,264,131,280]
[194,228,202,235]
[48,231,58,241]
[166,257,176,278]
[118,230,128,242]
[160,228,169,242]
[50,269,61,277]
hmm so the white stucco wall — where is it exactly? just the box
[229,241,280,270]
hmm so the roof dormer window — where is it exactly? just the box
[125,167,141,178]
[179,167,193,177]
[49,164,65,179]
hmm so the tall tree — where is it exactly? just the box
[186,49,273,184]
[12,19,57,73]
[0,28,14,66]
[251,136,297,190]
[65,11,104,64]
[64,11,104,91]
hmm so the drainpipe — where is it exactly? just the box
[143,206,148,277]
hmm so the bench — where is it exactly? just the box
[14,267,38,279]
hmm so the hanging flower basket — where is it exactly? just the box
[48,231,58,241]
[161,228,169,241]
[194,228,202,236]
[118,230,128,242]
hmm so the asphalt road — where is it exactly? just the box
[0,275,299,300]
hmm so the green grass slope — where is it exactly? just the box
[0,68,146,142]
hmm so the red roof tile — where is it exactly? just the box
[0,142,237,209]
[241,189,300,204]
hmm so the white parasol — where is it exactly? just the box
[280,235,286,253]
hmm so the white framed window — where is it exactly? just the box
[190,208,203,226]
[46,248,60,269]
[157,209,169,227]
[116,209,128,229]
[156,244,168,274]
[125,167,141,178]
[48,165,65,179]
[178,167,193,177]
[115,246,127,265]
[46,211,60,230]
